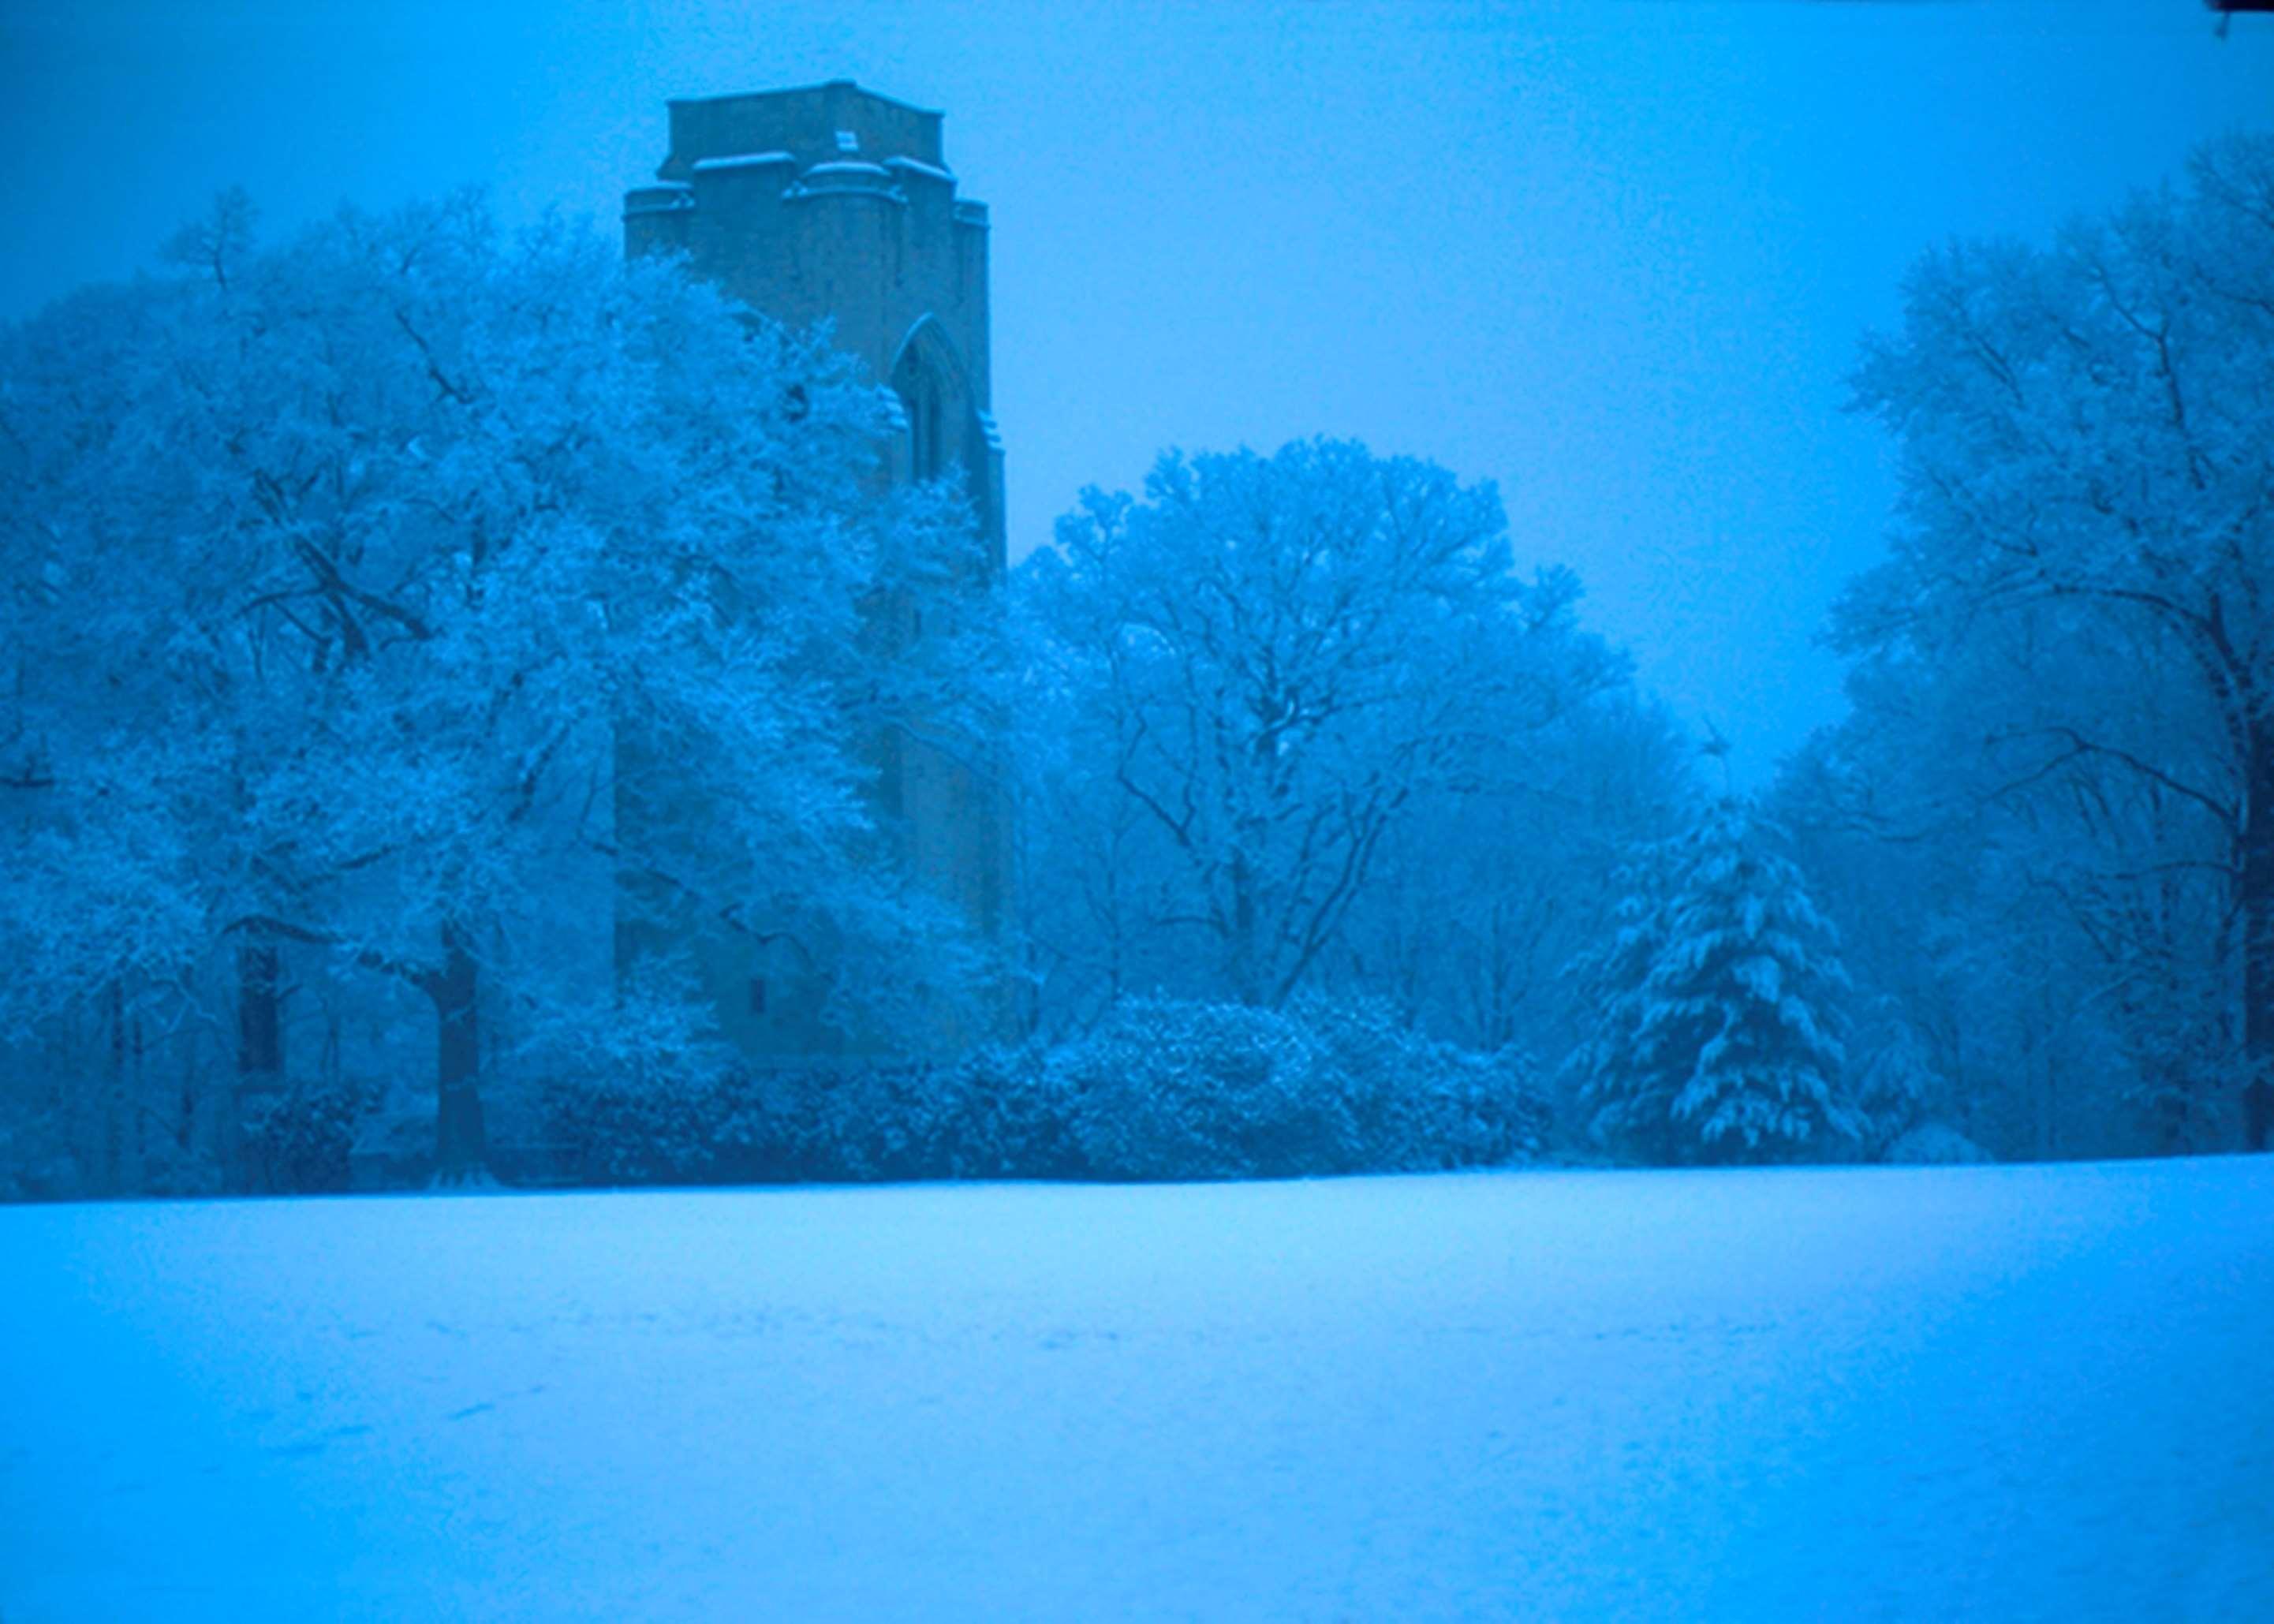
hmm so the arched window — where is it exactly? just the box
[891,321,966,488]
[917,375,943,480]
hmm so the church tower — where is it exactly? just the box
[625,81,1003,551]
[624,81,1010,1058]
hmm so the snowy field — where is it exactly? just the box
[4,1160,2272,1621]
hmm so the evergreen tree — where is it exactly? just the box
[1573,800,1860,1164]
[1561,837,1676,1140]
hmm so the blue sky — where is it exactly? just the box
[3,0,2265,775]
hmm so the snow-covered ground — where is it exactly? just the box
[3,1159,2271,1621]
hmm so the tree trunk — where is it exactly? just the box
[230,939,282,1185]
[2239,722,2274,1145]
[106,979,125,1193]
[429,920,488,1185]
[1228,846,1267,1006]
[237,940,283,1081]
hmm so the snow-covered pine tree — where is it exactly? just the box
[1575,800,1861,1164]
[1562,837,1677,1146]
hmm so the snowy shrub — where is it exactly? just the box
[934,1043,1085,1179]
[532,956,747,1184]
[540,1042,1076,1186]
[544,1066,739,1185]
[347,1111,436,1192]
[1052,999,1361,1180]
[533,995,1541,1188]
[1883,1122,1992,1166]
[1849,998,1944,1157]
[766,1062,983,1183]
[0,1099,82,1202]
[1296,996,1549,1170]
[239,1077,367,1194]
[1416,1042,1551,1168]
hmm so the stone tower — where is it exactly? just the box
[624,81,1010,1060]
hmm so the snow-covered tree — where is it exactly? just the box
[1572,801,1860,1165]
[1798,129,2274,1154]
[1331,685,1692,1059]
[1,192,986,1185]
[1015,439,1624,1021]
[1559,837,1673,1139]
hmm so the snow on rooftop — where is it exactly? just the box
[886,155,956,185]
[689,151,794,174]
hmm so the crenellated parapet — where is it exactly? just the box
[623,82,999,554]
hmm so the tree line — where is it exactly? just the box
[3,132,2268,1197]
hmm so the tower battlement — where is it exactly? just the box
[623,80,999,546]
[659,80,947,177]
